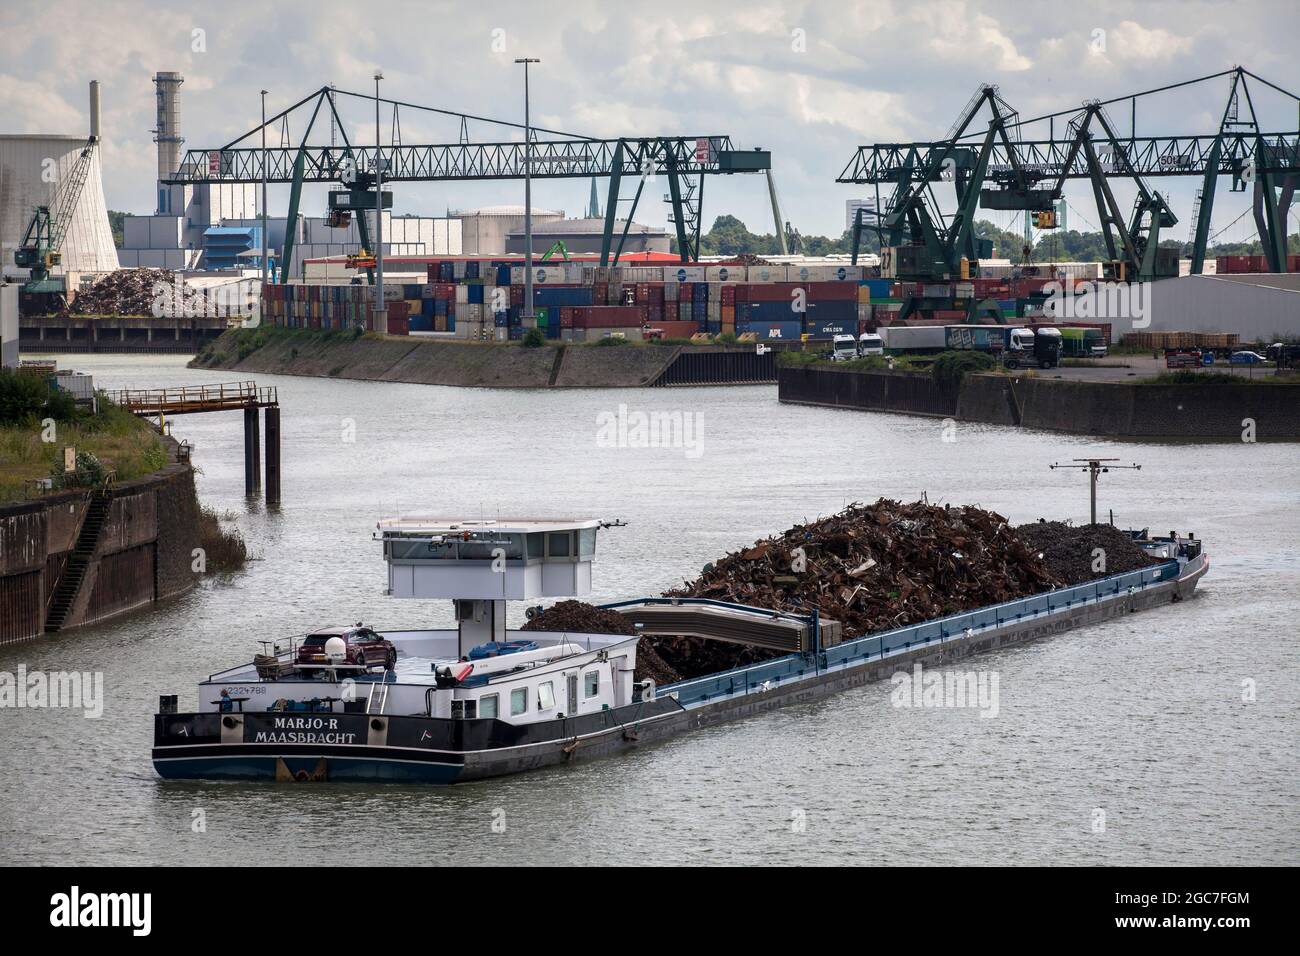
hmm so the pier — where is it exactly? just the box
[108,381,282,503]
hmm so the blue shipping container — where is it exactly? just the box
[466,262,480,279]
[739,319,802,340]
[409,315,433,332]
[534,287,593,307]
[805,300,856,322]
[469,285,484,304]
[744,301,802,322]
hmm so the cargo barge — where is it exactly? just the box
[153,517,1207,784]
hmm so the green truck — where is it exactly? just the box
[1058,327,1107,358]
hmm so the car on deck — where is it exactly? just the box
[295,625,397,670]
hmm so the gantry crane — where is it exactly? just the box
[840,67,1300,287]
[163,85,772,281]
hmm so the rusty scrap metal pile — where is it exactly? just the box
[66,268,176,316]
[522,501,1162,685]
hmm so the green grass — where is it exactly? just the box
[0,397,169,504]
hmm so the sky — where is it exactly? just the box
[2,0,1297,244]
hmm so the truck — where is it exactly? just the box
[830,334,859,361]
[879,325,948,354]
[858,332,883,355]
[943,324,1061,368]
[1058,326,1107,358]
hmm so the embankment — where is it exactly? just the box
[0,443,203,645]
[193,327,778,387]
[778,365,1300,439]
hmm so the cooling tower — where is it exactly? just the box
[0,83,121,280]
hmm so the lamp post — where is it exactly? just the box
[515,57,540,325]
[260,90,268,294]
[374,70,384,330]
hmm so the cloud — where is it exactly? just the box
[0,0,1293,239]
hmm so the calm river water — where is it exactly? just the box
[1,353,1296,865]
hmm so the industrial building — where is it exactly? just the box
[505,216,670,256]
[452,205,564,255]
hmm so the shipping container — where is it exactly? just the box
[737,318,802,340]
[705,265,746,282]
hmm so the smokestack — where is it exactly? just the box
[153,71,184,213]
[89,80,101,142]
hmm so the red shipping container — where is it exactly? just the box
[720,286,736,303]
[663,302,679,322]
[649,320,700,338]
[806,281,858,301]
[510,285,524,305]
[678,282,693,302]
[434,283,457,299]
[560,307,575,328]
[746,282,803,303]
[571,306,646,328]
[426,262,440,283]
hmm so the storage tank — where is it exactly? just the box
[0,133,120,279]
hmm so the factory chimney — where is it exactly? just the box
[89,80,101,142]
[153,71,184,214]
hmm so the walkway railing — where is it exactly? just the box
[106,382,277,415]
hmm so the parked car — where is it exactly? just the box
[296,625,397,670]
[1229,350,1267,365]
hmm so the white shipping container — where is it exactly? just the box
[747,264,784,283]
[455,285,469,304]
[787,264,864,282]
[705,265,746,282]
[663,265,706,282]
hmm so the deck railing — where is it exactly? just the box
[658,560,1181,706]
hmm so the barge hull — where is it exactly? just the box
[153,557,1206,784]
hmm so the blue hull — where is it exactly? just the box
[154,753,465,784]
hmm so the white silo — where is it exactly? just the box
[0,82,120,280]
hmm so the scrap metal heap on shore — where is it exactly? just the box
[62,267,176,316]
[526,499,1161,684]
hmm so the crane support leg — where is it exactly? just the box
[599,141,625,267]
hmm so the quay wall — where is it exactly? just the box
[0,451,201,645]
[192,327,779,388]
[779,366,1300,439]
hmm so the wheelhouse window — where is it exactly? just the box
[537,681,555,711]
[526,533,544,560]
[547,532,571,558]
[510,687,528,716]
[578,528,596,557]
[451,699,478,720]
[479,694,499,719]
[584,671,600,698]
